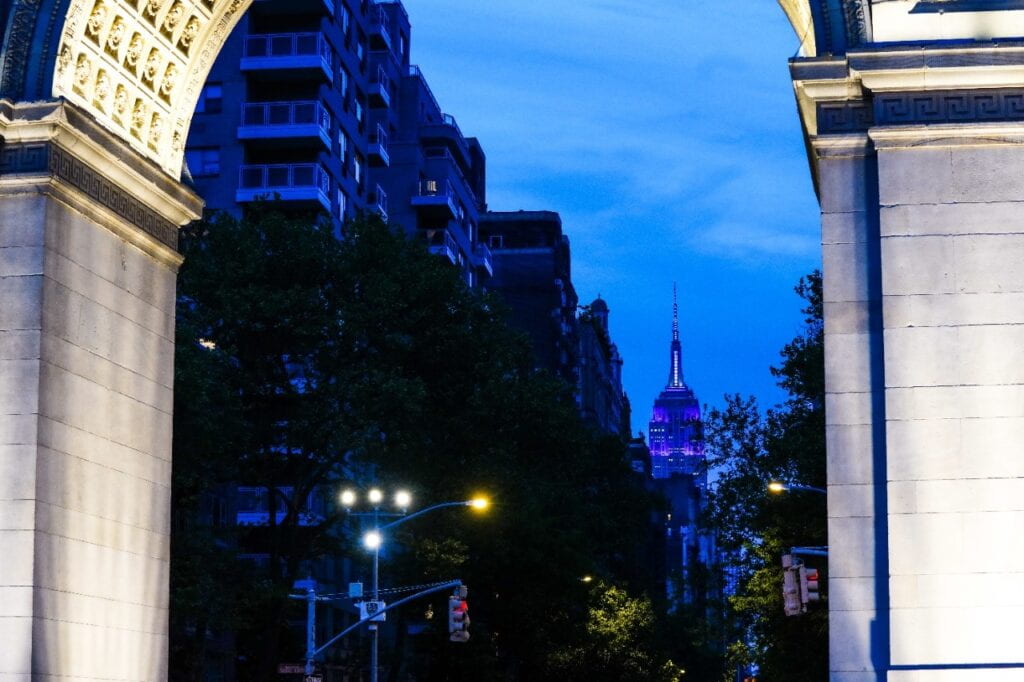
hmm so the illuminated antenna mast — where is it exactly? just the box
[668,283,683,388]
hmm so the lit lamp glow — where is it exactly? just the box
[363,530,382,550]
[395,490,412,509]
[469,497,489,511]
[368,488,383,505]
[767,481,786,494]
[340,489,357,507]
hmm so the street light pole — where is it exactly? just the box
[364,497,487,682]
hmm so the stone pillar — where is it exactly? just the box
[0,100,200,681]
[794,48,1024,681]
[873,123,1024,681]
[816,134,889,682]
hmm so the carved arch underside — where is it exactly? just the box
[779,0,872,57]
[0,0,251,177]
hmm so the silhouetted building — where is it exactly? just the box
[648,286,704,480]
[479,210,578,384]
[578,297,629,438]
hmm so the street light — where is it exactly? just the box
[469,496,489,511]
[768,481,826,495]
[394,490,411,509]
[368,488,383,505]
[362,530,382,550]
[340,489,357,508]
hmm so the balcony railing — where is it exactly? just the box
[474,241,493,277]
[238,100,331,146]
[369,66,391,108]
[369,6,392,51]
[241,33,333,81]
[372,184,388,222]
[236,162,330,210]
[426,229,458,265]
[368,124,389,167]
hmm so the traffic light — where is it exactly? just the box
[781,554,803,616]
[448,588,470,643]
[800,565,820,607]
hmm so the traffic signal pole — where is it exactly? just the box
[292,579,465,677]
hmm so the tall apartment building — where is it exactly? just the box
[185,0,491,287]
[577,297,631,438]
[648,286,704,480]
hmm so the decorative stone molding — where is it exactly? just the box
[874,89,1024,125]
[0,140,180,247]
[0,99,201,261]
[818,100,874,133]
[52,0,253,177]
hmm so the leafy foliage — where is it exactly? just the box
[170,210,668,681]
[704,272,827,681]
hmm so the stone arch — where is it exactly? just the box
[0,0,251,176]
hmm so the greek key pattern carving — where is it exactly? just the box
[53,0,253,177]
[817,101,874,133]
[0,141,178,248]
[874,90,1024,125]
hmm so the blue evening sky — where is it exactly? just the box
[407,1,822,432]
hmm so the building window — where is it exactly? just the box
[338,188,348,218]
[195,83,222,114]
[339,66,349,98]
[184,147,220,176]
[338,129,348,158]
[353,153,363,186]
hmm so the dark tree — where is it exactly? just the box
[704,272,827,681]
[171,210,669,681]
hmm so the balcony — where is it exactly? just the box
[241,33,333,82]
[410,178,457,221]
[369,6,392,51]
[368,124,389,167]
[236,163,331,211]
[371,184,388,222]
[369,67,391,108]
[426,229,458,265]
[474,242,493,277]
[237,101,331,148]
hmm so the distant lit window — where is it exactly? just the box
[353,154,363,185]
[338,188,348,217]
[184,147,220,176]
[339,129,349,158]
[195,83,222,114]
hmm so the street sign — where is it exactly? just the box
[359,599,386,622]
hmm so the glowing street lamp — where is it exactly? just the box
[394,490,412,510]
[768,481,826,495]
[363,530,382,550]
[469,496,489,511]
[368,488,384,506]
[340,489,357,508]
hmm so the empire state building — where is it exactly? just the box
[648,286,704,480]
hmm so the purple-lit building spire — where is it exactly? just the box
[669,282,683,388]
[649,285,704,480]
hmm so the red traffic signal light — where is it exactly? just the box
[448,595,470,642]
